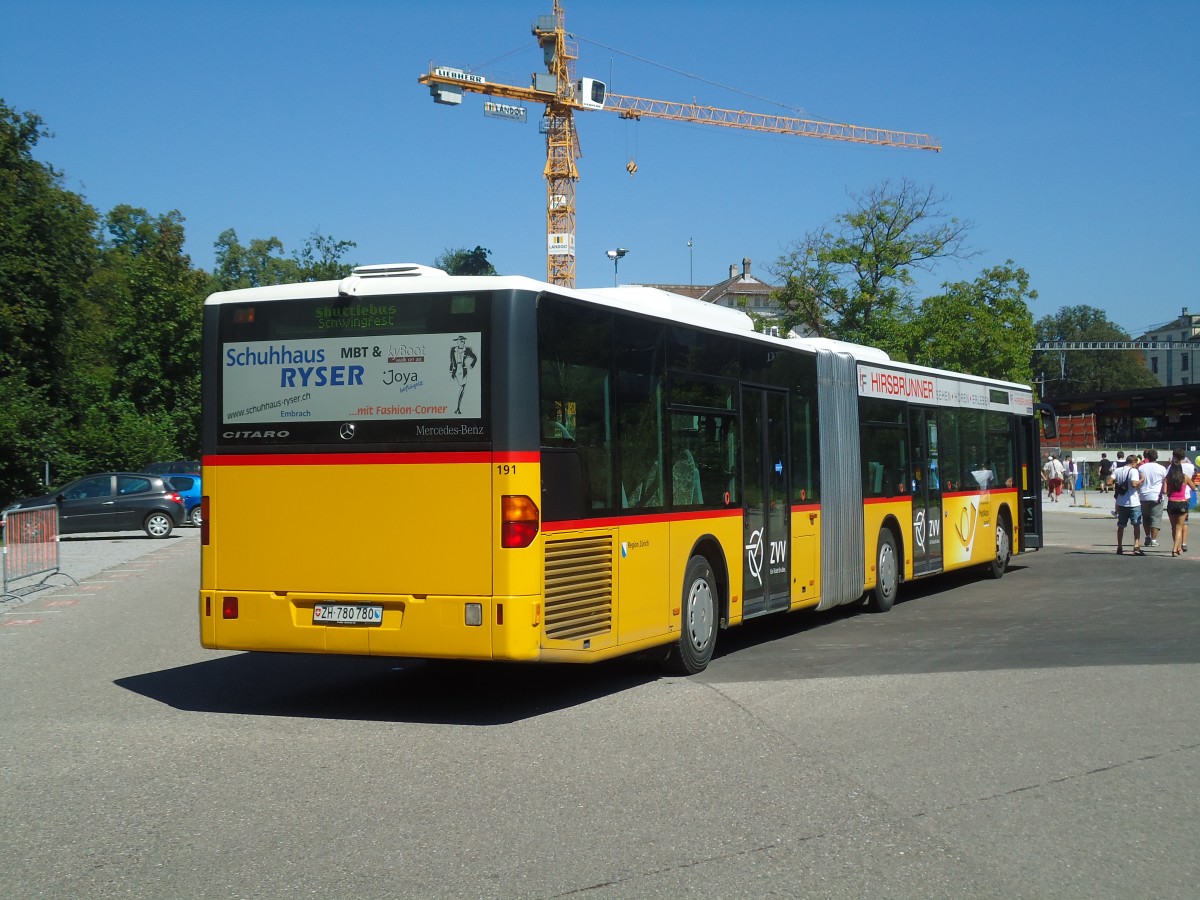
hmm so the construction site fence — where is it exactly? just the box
[2,505,64,598]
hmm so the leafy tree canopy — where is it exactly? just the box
[908,262,1037,385]
[212,228,357,291]
[0,100,99,499]
[434,245,496,276]
[293,231,357,282]
[0,102,365,503]
[0,100,98,391]
[769,179,974,357]
[212,229,296,290]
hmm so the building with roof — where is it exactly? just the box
[638,257,783,327]
[1135,307,1200,386]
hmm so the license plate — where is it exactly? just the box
[313,603,383,626]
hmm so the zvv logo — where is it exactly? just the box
[745,528,764,586]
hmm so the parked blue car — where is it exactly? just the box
[165,473,202,527]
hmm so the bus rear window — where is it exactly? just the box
[215,293,490,448]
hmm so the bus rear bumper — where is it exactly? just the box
[199,590,543,661]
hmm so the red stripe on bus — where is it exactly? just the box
[865,495,911,505]
[544,507,742,531]
[204,451,505,466]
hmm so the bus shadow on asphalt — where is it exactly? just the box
[116,555,1200,717]
[115,652,660,725]
[112,570,1026,722]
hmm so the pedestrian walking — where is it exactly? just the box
[1044,454,1064,503]
[1110,451,1127,516]
[1137,449,1167,548]
[1113,453,1143,554]
[1065,455,1078,504]
[1098,453,1113,493]
[1164,461,1192,557]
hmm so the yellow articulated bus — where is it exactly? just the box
[199,264,1046,674]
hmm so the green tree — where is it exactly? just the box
[769,179,974,357]
[1033,305,1159,398]
[89,206,208,458]
[212,228,357,289]
[0,101,99,499]
[293,230,357,281]
[907,262,1037,384]
[434,245,496,276]
[212,229,298,290]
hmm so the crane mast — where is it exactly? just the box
[534,2,580,287]
[418,1,940,288]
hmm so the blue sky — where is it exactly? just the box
[4,1,1197,337]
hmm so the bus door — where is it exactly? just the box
[741,387,790,616]
[908,406,943,576]
[1016,414,1044,549]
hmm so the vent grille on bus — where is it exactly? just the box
[544,535,613,640]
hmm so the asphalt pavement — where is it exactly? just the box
[1,497,1196,898]
[1,526,199,611]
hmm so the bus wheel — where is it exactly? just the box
[867,529,898,613]
[987,515,1011,580]
[664,555,718,675]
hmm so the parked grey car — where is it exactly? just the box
[2,473,186,538]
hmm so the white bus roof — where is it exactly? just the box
[205,264,1031,393]
[204,263,755,335]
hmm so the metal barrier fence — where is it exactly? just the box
[2,505,76,599]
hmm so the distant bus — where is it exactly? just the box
[199,264,1046,674]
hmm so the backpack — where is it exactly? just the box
[1114,471,1128,497]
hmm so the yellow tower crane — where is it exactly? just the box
[418,0,940,288]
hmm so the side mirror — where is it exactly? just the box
[1035,403,1058,441]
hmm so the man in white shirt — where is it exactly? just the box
[1114,454,1143,555]
[1136,449,1168,548]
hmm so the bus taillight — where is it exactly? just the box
[200,496,209,545]
[501,495,539,548]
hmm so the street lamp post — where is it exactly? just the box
[606,248,628,286]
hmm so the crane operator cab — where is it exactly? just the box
[576,77,606,109]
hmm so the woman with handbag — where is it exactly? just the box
[1164,462,1192,557]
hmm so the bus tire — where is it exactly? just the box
[867,529,899,613]
[986,512,1012,580]
[664,555,718,675]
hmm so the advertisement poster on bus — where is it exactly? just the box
[222,333,483,424]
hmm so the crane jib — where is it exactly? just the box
[418,0,940,289]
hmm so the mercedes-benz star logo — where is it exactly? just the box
[339,423,356,441]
